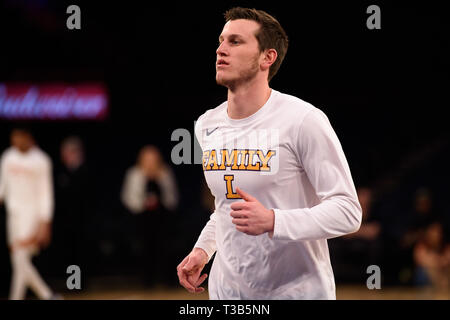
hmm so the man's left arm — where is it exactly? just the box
[271,109,362,241]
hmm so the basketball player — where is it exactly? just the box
[0,128,59,300]
[176,7,362,299]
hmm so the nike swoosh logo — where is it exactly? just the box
[206,127,219,136]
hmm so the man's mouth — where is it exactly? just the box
[216,59,229,67]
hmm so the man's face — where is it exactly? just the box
[216,19,263,88]
[11,130,33,153]
[139,148,162,179]
[61,144,83,170]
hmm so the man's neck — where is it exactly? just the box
[15,145,33,154]
[227,79,272,120]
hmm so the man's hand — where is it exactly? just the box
[35,221,52,249]
[177,248,209,294]
[230,187,275,237]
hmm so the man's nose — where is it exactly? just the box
[216,42,228,56]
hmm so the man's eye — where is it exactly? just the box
[231,40,239,45]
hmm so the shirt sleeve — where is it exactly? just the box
[192,114,217,261]
[36,155,54,222]
[121,168,146,214]
[194,211,217,262]
[272,109,362,241]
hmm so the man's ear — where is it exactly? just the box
[261,49,278,71]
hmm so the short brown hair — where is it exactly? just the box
[224,7,289,82]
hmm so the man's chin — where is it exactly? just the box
[216,76,233,88]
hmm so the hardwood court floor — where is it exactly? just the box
[62,284,450,300]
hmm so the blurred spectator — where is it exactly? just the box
[52,136,92,287]
[0,128,59,299]
[329,186,383,282]
[397,187,442,284]
[344,187,381,242]
[121,145,178,214]
[401,188,440,249]
[121,145,179,286]
[413,222,450,291]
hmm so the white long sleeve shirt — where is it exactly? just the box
[0,146,54,244]
[194,89,362,299]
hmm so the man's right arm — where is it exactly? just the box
[177,113,217,293]
[192,116,217,261]
[193,212,217,262]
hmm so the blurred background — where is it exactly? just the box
[0,0,449,299]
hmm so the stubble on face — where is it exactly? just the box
[216,51,260,90]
